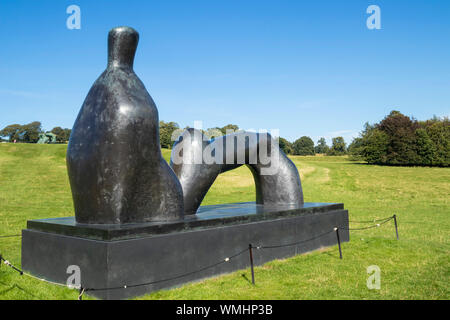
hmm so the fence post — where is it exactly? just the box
[335,228,343,259]
[393,215,399,240]
[248,244,255,285]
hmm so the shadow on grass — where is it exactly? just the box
[342,161,446,168]
[0,280,41,299]
[241,273,253,285]
[318,250,338,259]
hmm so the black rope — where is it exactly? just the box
[259,230,335,250]
[348,216,394,224]
[339,216,394,231]
[1,255,24,275]
[86,247,249,292]
[0,214,398,298]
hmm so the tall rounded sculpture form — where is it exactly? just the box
[66,27,184,224]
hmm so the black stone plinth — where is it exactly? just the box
[21,202,349,300]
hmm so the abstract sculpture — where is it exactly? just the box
[66,26,184,224]
[170,129,304,215]
[22,26,349,300]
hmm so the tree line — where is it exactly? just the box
[160,111,449,167]
[159,122,241,148]
[0,122,71,143]
[279,136,347,156]
[2,111,448,167]
[159,121,347,156]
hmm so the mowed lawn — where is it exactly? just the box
[0,143,448,300]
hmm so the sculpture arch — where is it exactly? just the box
[170,128,304,215]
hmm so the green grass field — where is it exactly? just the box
[0,143,448,300]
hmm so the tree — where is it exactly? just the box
[327,137,347,156]
[377,110,419,165]
[51,127,66,142]
[278,137,293,155]
[315,138,329,154]
[0,124,22,141]
[415,128,434,165]
[361,129,389,164]
[159,121,180,148]
[21,121,43,143]
[64,128,72,141]
[220,124,239,135]
[292,136,315,156]
[348,123,374,160]
[348,137,364,160]
[205,127,223,139]
[424,118,450,166]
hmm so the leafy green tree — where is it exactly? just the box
[415,128,434,165]
[292,136,315,156]
[348,137,364,160]
[202,124,239,139]
[348,123,375,160]
[378,111,419,165]
[159,121,180,149]
[278,137,293,155]
[314,138,329,154]
[21,121,43,143]
[220,124,239,135]
[205,127,224,139]
[50,127,71,143]
[327,137,347,155]
[424,118,449,166]
[51,127,66,142]
[0,124,22,141]
[361,129,389,164]
[64,128,72,142]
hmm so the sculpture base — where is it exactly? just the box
[21,202,349,300]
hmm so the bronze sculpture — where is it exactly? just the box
[22,26,348,300]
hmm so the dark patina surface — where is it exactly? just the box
[66,27,183,224]
[26,202,343,241]
[22,202,349,299]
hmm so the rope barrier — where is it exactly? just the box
[348,216,394,224]
[339,216,394,231]
[78,287,85,301]
[1,256,23,275]
[0,214,398,299]
[85,247,249,292]
[22,271,71,288]
[257,230,335,250]
[0,255,71,288]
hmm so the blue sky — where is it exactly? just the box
[0,0,449,145]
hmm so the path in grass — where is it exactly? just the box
[0,145,448,299]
